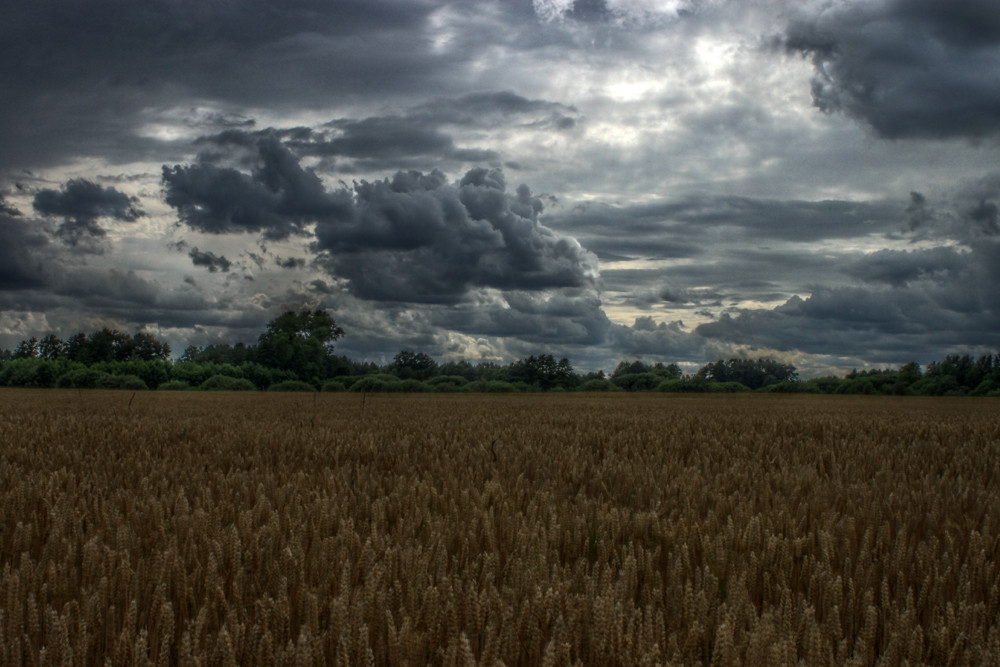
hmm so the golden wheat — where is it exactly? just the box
[1,389,998,665]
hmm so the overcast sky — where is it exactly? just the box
[2,0,999,375]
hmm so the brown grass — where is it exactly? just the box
[1,389,998,665]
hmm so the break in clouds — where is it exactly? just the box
[2,0,1000,374]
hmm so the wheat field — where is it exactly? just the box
[0,389,998,665]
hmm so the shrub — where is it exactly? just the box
[385,379,430,393]
[115,375,149,390]
[56,368,111,389]
[268,380,317,392]
[157,380,191,391]
[483,380,519,393]
[321,381,348,392]
[1,359,63,388]
[199,375,257,391]
[426,375,469,388]
[579,378,615,392]
[349,377,390,392]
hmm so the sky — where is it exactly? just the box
[2,0,999,376]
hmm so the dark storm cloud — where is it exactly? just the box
[33,179,143,223]
[314,167,599,303]
[846,247,966,287]
[0,213,48,290]
[0,0,460,172]
[162,136,352,239]
[552,195,900,262]
[785,0,1000,139]
[32,179,144,251]
[188,248,232,273]
[696,237,1000,362]
[431,290,611,345]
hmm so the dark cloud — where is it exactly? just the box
[0,0,454,172]
[33,179,143,222]
[846,247,966,287]
[31,179,143,252]
[696,236,1000,363]
[785,0,1000,139]
[162,135,352,239]
[553,195,901,261]
[314,167,599,303]
[0,213,49,290]
[431,289,611,346]
[188,248,232,273]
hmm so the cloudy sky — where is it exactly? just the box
[2,0,999,375]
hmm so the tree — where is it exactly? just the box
[506,354,576,389]
[256,310,344,381]
[131,332,171,361]
[389,350,438,380]
[64,333,91,363]
[13,337,39,359]
[697,358,797,390]
[38,335,66,360]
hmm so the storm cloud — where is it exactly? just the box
[314,167,599,303]
[785,0,1000,139]
[162,136,352,239]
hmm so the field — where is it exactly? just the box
[1,390,998,665]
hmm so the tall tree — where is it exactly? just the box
[256,310,344,381]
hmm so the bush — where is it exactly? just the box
[612,372,663,392]
[426,375,469,388]
[349,377,390,392]
[56,368,111,389]
[268,380,317,392]
[384,379,430,393]
[321,381,347,392]
[1,358,64,388]
[579,378,615,392]
[472,380,518,393]
[708,381,751,393]
[115,375,149,390]
[157,380,191,391]
[761,381,820,394]
[200,375,257,391]
[429,381,468,393]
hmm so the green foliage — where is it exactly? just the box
[267,380,318,392]
[465,380,520,393]
[761,380,821,394]
[426,375,469,388]
[157,380,191,391]
[199,375,257,391]
[95,374,149,390]
[320,380,348,392]
[0,358,65,387]
[171,362,244,388]
[578,378,616,391]
[256,310,344,382]
[611,372,663,392]
[504,354,575,389]
[349,377,391,392]
[389,350,438,380]
[56,368,109,389]
[697,358,797,389]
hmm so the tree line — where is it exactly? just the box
[1,310,998,395]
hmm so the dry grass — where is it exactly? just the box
[1,389,998,665]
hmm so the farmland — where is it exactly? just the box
[1,390,998,665]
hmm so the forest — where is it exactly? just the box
[1,310,998,396]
